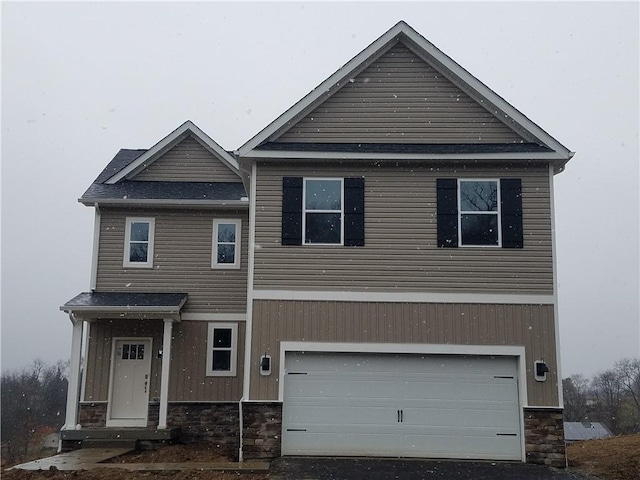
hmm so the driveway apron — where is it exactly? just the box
[270,457,595,480]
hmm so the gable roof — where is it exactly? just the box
[81,121,247,207]
[237,21,573,170]
[105,120,240,184]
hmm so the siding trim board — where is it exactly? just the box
[253,290,554,305]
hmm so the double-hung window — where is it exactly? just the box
[437,178,523,249]
[123,217,155,267]
[303,178,343,244]
[206,323,237,377]
[458,180,500,246]
[212,220,241,269]
[282,176,365,246]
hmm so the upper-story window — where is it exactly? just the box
[123,217,155,268]
[437,178,523,249]
[458,180,500,246]
[282,176,365,247]
[304,178,343,244]
[212,219,241,269]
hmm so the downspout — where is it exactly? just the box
[239,160,258,463]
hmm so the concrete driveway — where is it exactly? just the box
[270,457,597,480]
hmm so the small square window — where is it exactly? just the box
[206,323,237,377]
[124,218,155,267]
[212,220,241,269]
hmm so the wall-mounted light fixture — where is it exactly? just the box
[260,353,271,376]
[534,359,550,382]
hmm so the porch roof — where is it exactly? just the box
[60,292,188,319]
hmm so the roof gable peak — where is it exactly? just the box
[105,120,239,184]
[236,21,572,165]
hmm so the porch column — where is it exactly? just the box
[64,316,84,430]
[158,318,173,429]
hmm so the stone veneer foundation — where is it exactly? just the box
[524,407,567,468]
[76,402,566,466]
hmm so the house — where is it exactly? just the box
[564,422,613,442]
[60,21,574,468]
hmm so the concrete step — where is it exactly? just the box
[82,439,138,450]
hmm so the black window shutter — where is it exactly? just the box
[344,177,365,246]
[437,178,458,248]
[501,178,523,249]
[282,177,303,245]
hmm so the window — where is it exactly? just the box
[212,220,241,269]
[459,180,500,246]
[282,176,365,246]
[437,178,523,249]
[304,178,343,244]
[124,218,155,267]
[206,323,237,376]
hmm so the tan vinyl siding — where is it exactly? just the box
[253,162,553,295]
[133,136,240,182]
[96,208,248,313]
[250,300,558,407]
[83,319,244,402]
[169,321,244,401]
[276,43,524,144]
[83,319,163,401]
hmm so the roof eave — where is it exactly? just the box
[240,150,571,161]
[78,198,250,208]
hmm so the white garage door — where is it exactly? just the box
[282,352,522,460]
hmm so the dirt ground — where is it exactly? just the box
[566,434,640,480]
[3,435,640,480]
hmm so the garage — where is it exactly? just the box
[281,352,522,460]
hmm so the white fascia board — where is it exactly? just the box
[59,306,183,313]
[79,199,249,208]
[244,150,568,161]
[238,21,572,160]
[105,120,239,184]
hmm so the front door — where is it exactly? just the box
[107,338,152,427]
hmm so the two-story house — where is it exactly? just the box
[61,21,573,467]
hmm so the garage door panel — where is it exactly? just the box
[282,352,522,460]
[285,405,399,426]
[287,375,399,400]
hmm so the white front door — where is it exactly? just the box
[107,338,152,427]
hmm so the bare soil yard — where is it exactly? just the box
[566,434,640,480]
[3,435,639,480]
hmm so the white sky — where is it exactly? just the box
[1,1,639,379]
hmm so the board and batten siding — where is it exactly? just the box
[96,208,248,313]
[83,319,244,402]
[250,300,558,407]
[253,162,552,295]
[276,43,524,144]
[133,136,240,182]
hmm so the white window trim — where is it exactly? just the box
[206,322,238,377]
[123,217,155,268]
[457,179,502,248]
[212,219,242,269]
[302,177,344,245]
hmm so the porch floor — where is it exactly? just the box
[10,448,269,472]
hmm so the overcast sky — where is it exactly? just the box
[1,1,638,379]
